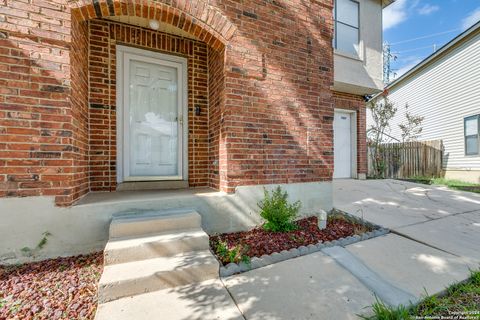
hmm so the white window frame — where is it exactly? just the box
[464,114,480,156]
[334,0,361,59]
[116,45,189,183]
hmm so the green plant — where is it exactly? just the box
[469,270,480,285]
[359,297,410,320]
[20,231,52,257]
[367,96,398,178]
[240,254,251,266]
[227,246,239,263]
[214,240,250,265]
[361,270,480,320]
[258,186,301,232]
[215,240,229,260]
[37,231,52,250]
[399,103,424,142]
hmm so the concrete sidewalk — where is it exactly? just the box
[223,233,474,320]
[221,179,479,319]
[334,179,480,263]
[224,250,377,320]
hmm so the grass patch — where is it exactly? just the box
[401,176,480,194]
[361,270,480,319]
[359,297,410,320]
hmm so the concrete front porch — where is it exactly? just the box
[0,181,331,264]
[75,187,260,235]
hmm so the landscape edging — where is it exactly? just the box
[219,210,389,277]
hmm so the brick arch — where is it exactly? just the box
[70,0,237,50]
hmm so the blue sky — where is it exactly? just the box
[383,0,480,80]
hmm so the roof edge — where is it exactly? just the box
[382,0,395,8]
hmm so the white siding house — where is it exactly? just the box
[368,21,480,183]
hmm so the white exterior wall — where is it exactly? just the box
[368,29,480,180]
[0,182,331,264]
[334,0,384,95]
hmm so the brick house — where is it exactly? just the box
[0,0,391,262]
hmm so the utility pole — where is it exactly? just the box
[382,42,397,84]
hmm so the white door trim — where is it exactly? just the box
[334,108,357,179]
[116,45,188,183]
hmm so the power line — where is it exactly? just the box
[392,42,447,54]
[390,28,461,45]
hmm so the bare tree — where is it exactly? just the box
[367,96,397,178]
[399,104,424,142]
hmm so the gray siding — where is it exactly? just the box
[368,30,480,170]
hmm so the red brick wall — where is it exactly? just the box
[214,0,335,191]
[0,0,336,205]
[70,17,90,203]
[0,0,88,205]
[207,47,225,190]
[333,91,367,175]
[88,20,210,191]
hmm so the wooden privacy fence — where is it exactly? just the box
[368,140,444,179]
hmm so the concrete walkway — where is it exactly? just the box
[96,179,479,319]
[223,233,474,319]
[221,179,480,319]
[334,179,480,263]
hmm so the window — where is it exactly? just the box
[465,115,479,155]
[334,0,360,56]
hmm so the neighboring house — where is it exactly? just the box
[369,21,480,183]
[0,0,390,262]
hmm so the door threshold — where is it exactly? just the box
[117,180,189,191]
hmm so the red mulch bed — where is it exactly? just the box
[210,216,371,265]
[0,252,103,320]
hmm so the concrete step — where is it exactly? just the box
[95,279,244,320]
[109,210,201,238]
[104,228,210,265]
[98,250,219,303]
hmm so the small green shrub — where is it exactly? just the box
[227,246,239,263]
[214,240,250,265]
[240,254,251,266]
[258,186,301,232]
[215,240,229,260]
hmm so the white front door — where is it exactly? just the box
[117,46,187,182]
[334,111,353,178]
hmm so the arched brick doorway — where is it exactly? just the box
[0,0,336,207]
[69,0,236,50]
[67,0,233,203]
